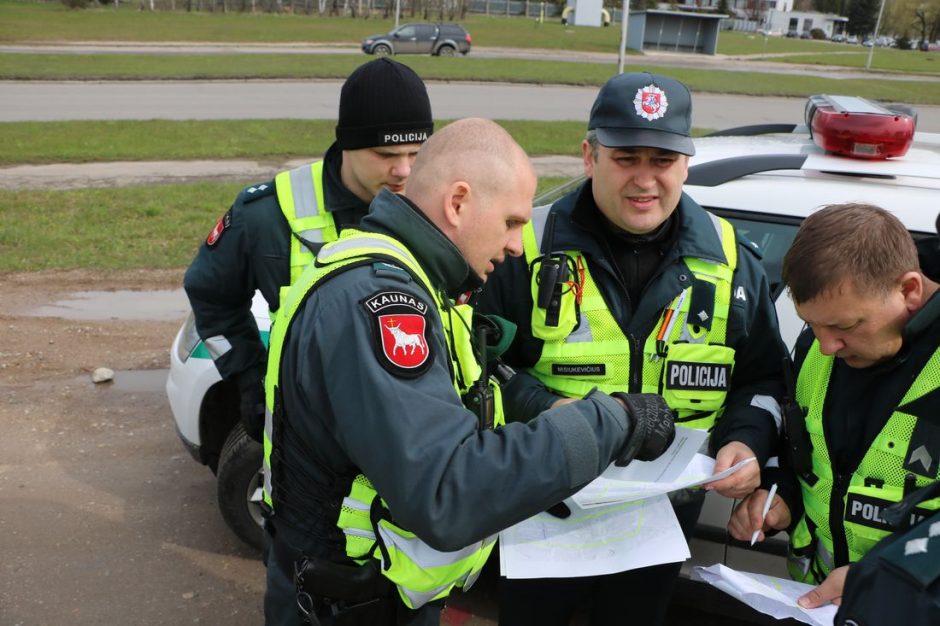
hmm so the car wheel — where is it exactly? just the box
[216,422,264,552]
[437,44,457,57]
[373,44,392,57]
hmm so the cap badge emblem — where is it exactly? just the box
[634,84,668,121]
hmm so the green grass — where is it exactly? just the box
[763,48,940,73]
[0,119,591,165]
[0,176,572,272]
[0,181,240,271]
[6,52,940,103]
[716,31,838,55]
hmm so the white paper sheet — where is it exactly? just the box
[605,426,709,483]
[571,454,755,508]
[692,564,837,626]
[498,495,689,579]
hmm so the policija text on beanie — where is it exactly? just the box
[588,72,695,157]
[335,58,434,151]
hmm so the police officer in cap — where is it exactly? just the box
[477,72,787,625]
[729,203,940,610]
[184,58,433,444]
[262,118,679,625]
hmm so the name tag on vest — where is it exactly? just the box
[552,364,606,376]
[665,362,730,391]
[845,492,933,531]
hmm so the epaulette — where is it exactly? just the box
[738,233,764,260]
[372,262,413,284]
[240,180,276,204]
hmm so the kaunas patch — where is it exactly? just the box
[665,361,730,391]
[206,209,232,246]
[362,290,434,377]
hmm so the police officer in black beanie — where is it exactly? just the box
[183,57,433,531]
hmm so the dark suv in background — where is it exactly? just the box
[361,23,471,56]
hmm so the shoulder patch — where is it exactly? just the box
[361,290,434,378]
[240,180,275,204]
[738,233,764,260]
[206,208,232,246]
[371,262,413,284]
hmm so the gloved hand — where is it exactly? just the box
[610,393,676,467]
[236,369,265,443]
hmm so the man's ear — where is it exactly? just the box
[900,270,925,310]
[443,180,471,229]
[582,140,595,178]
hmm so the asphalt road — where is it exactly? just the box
[5,79,940,132]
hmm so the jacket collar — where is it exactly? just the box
[360,189,480,297]
[550,180,728,266]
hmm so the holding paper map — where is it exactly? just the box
[569,427,755,508]
[692,564,837,626]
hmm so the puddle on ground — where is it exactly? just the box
[26,289,188,322]
[73,369,169,393]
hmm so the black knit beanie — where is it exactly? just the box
[335,58,433,151]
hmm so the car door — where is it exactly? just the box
[393,25,419,54]
[413,24,437,54]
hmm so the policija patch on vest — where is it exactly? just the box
[845,492,933,531]
[665,361,731,392]
[362,290,434,378]
[206,209,232,246]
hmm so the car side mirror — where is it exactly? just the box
[393,33,400,38]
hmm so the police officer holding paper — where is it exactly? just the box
[476,72,786,625]
[262,118,679,625]
[729,203,940,609]
[184,58,433,443]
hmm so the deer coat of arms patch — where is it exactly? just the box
[362,289,435,377]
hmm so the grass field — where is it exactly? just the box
[0,175,568,271]
[0,119,599,165]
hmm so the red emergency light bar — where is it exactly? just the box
[805,95,916,159]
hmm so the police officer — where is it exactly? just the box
[476,72,787,625]
[183,58,433,442]
[262,118,678,625]
[729,203,940,609]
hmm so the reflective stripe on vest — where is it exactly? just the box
[523,206,738,430]
[274,161,337,320]
[788,341,940,583]
[262,229,498,608]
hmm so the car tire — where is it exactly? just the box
[216,422,264,552]
[437,44,457,57]
[373,43,392,57]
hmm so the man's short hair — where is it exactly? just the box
[782,203,919,304]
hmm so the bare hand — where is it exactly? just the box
[727,489,791,542]
[706,442,760,498]
[798,565,848,608]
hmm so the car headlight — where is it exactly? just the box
[176,312,203,364]
[365,39,373,44]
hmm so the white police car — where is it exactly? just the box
[165,95,940,580]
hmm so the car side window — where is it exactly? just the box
[415,25,435,40]
[710,210,800,299]
[397,26,415,38]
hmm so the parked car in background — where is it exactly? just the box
[831,33,846,42]
[361,22,471,56]
[166,95,940,604]
[846,34,859,44]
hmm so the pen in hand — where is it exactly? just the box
[750,483,778,546]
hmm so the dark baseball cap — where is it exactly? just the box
[588,72,695,156]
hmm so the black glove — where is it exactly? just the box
[236,369,265,443]
[610,393,676,467]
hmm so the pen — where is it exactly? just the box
[750,483,778,546]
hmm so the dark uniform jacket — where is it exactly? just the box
[269,190,638,558]
[183,144,369,387]
[477,181,786,465]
